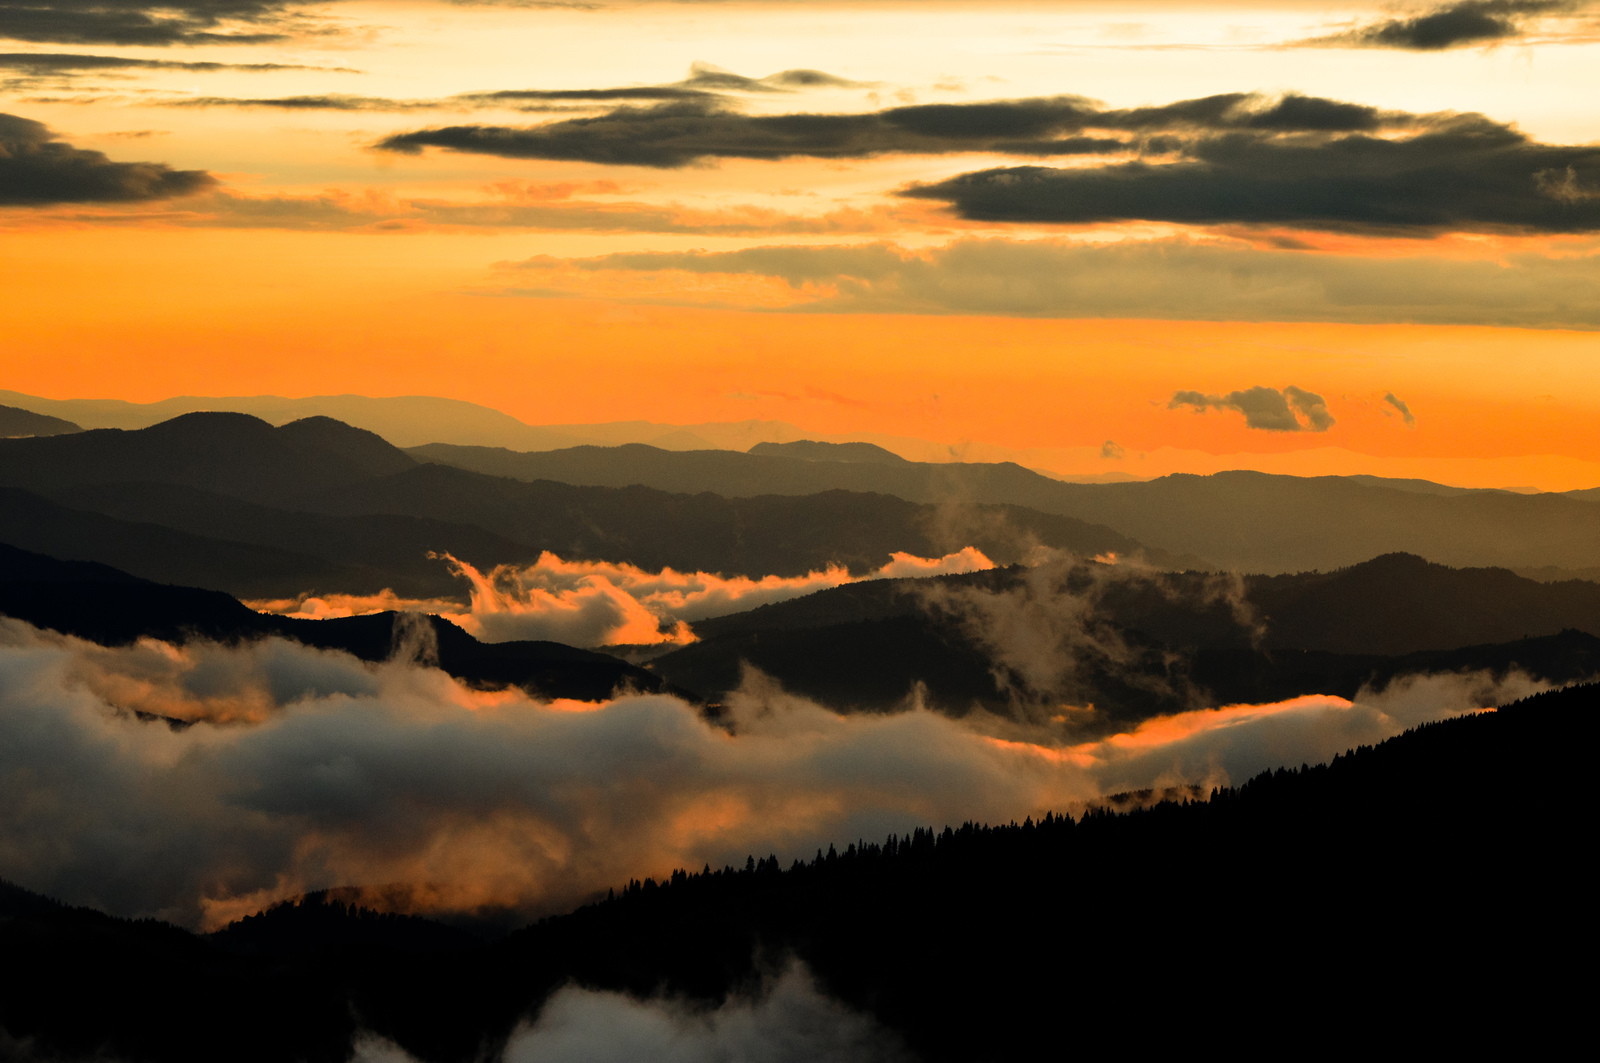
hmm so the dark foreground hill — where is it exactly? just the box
[0,413,1173,593]
[0,544,677,704]
[414,441,1600,573]
[3,683,1588,1060]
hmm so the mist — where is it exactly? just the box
[0,613,1546,931]
[249,548,996,647]
[354,960,912,1063]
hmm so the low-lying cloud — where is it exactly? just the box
[0,616,1545,931]
[250,548,996,647]
[356,961,913,1063]
[1169,385,1335,432]
[0,111,214,204]
[499,237,1600,331]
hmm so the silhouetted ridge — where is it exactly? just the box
[0,411,417,508]
[211,893,478,956]
[749,439,907,463]
[414,442,1600,572]
[0,544,681,704]
[2,683,1586,1059]
[0,403,80,438]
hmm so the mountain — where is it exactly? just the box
[4,683,1586,1060]
[0,403,79,438]
[648,555,1600,718]
[414,443,1600,572]
[0,487,370,598]
[0,544,679,704]
[306,464,1169,575]
[0,413,415,509]
[749,439,908,463]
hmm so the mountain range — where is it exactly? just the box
[415,441,1600,574]
[0,413,1168,596]
[0,543,678,705]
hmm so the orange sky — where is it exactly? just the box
[4,0,1600,488]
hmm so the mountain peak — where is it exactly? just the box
[749,440,908,464]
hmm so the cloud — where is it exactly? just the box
[912,554,1262,713]
[1169,385,1335,432]
[376,89,1413,168]
[249,548,996,647]
[0,111,214,204]
[1384,392,1418,426]
[374,86,1600,233]
[1310,0,1575,50]
[496,237,1600,330]
[0,615,1544,930]
[46,185,914,236]
[371,94,1168,168]
[1100,440,1126,460]
[0,51,347,83]
[168,94,437,112]
[358,961,912,1063]
[0,0,311,47]
[455,62,867,110]
[902,111,1600,234]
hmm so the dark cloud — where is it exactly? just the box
[375,88,1600,234]
[374,95,1158,168]
[0,111,214,204]
[1384,392,1418,426]
[1168,386,1335,432]
[1314,0,1574,50]
[457,62,865,109]
[169,94,433,111]
[0,51,336,73]
[1100,440,1126,460]
[378,90,1404,169]
[903,111,1600,234]
[0,0,307,46]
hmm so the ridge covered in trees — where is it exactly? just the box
[2,681,1588,1060]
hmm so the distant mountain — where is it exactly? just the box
[413,443,1600,572]
[0,543,679,704]
[307,464,1169,575]
[3,684,1586,1060]
[749,439,908,464]
[0,403,79,438]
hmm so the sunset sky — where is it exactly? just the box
[4,0,1599,487]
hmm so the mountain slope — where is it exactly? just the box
[303,464,1160,575]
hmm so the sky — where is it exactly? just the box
[3,0,1600,487]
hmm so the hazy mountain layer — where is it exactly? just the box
[0,413,1165,590]
[415,442,1600,573]
[3,684,1584,1061]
